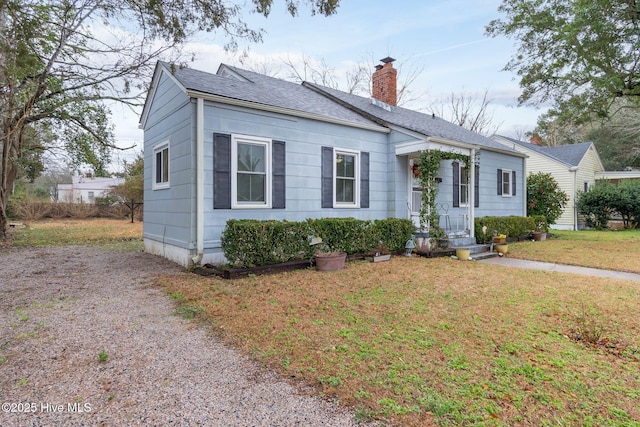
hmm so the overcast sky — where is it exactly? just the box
[110,0,548,169]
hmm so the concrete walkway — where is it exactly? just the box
[479,257,640,282]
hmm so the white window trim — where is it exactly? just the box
[333,147,360,208]
[459,164,469,207]
[153,141,170,190]
[502,168,512,197]
[231,134,272,209]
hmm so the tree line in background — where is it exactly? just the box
[487,0,640,170]
[0,0,341,238]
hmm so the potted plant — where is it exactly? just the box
[531,219,547,241]
[365,242,391,263]
[492,232,507,245]
[495,244,509,256]
[310,237,347,271]
[455,248,471,260]
[495,244,508,255]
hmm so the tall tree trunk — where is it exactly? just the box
[0,141,10,239]
[1,122,18,240]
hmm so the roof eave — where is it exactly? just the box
[139,62,188,129]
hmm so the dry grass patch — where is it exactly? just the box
[509,229,640,274]
[157,256,640,426]
[9,218,143,250]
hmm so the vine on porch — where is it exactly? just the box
[415,149,470,240]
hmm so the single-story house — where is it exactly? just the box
[493,135,606,230]
[140,58,526,267]
[57,173,123,204]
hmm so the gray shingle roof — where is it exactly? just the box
[158,62,379,128]
[303,82,522,153]
[496,135,593,167]
[156,61,522,155]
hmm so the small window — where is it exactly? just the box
[334,149,360,207]
[153,142,169,189]
[459,165,469,206]
[502,169,512,197]
[584,181,589,192]
[88,191,95,201]
[231,135,272,208]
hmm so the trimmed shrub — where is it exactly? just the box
[474,216,540,244]
[371,218,416,252]
[220,217,416,268]
[306,217,375,255]
[221,219,313,268]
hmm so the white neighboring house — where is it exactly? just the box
[493,135,605,230]
[57,173,123,204]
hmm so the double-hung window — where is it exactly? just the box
[459,165,469,206]
[334,149,359,207]
[497,168,517,197]
[231,135,271,208]
[153,141,169,190]
[501,169,512,197]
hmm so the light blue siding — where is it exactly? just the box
[143,72,195,250]
[201,102,390,252]
[475,151,525,217]
[143,70,526,265]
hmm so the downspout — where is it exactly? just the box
[569,166,578,230]
[469,148,475,238]
[195,98,205,264]
[522,156,527,221]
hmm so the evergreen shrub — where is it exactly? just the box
[221,217,415,268]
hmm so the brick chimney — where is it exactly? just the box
[529,133,543,146]
[372,57,397,107]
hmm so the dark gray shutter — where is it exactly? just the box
[272,140,286,209]
[474,165,480,208]
[213,133,231,209]
[512,171,517,196]
[452,161,460,208]
[360,152,369,208]
[497,169,503,195]
[321,146,333,208]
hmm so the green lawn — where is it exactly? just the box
[509,229,640,273]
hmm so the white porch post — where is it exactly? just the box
[469,148,476,238]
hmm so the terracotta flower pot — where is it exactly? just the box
[314,252,347,271]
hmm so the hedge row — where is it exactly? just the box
[474,215,547,244]
[221,217,415,268]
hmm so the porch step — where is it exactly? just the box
[452,244,491,254]
[469,250,499,260]
[447,237,477,247]
[450,243,499,260]
[416,244,499,259]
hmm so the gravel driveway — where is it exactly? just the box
[0,246,369,426]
